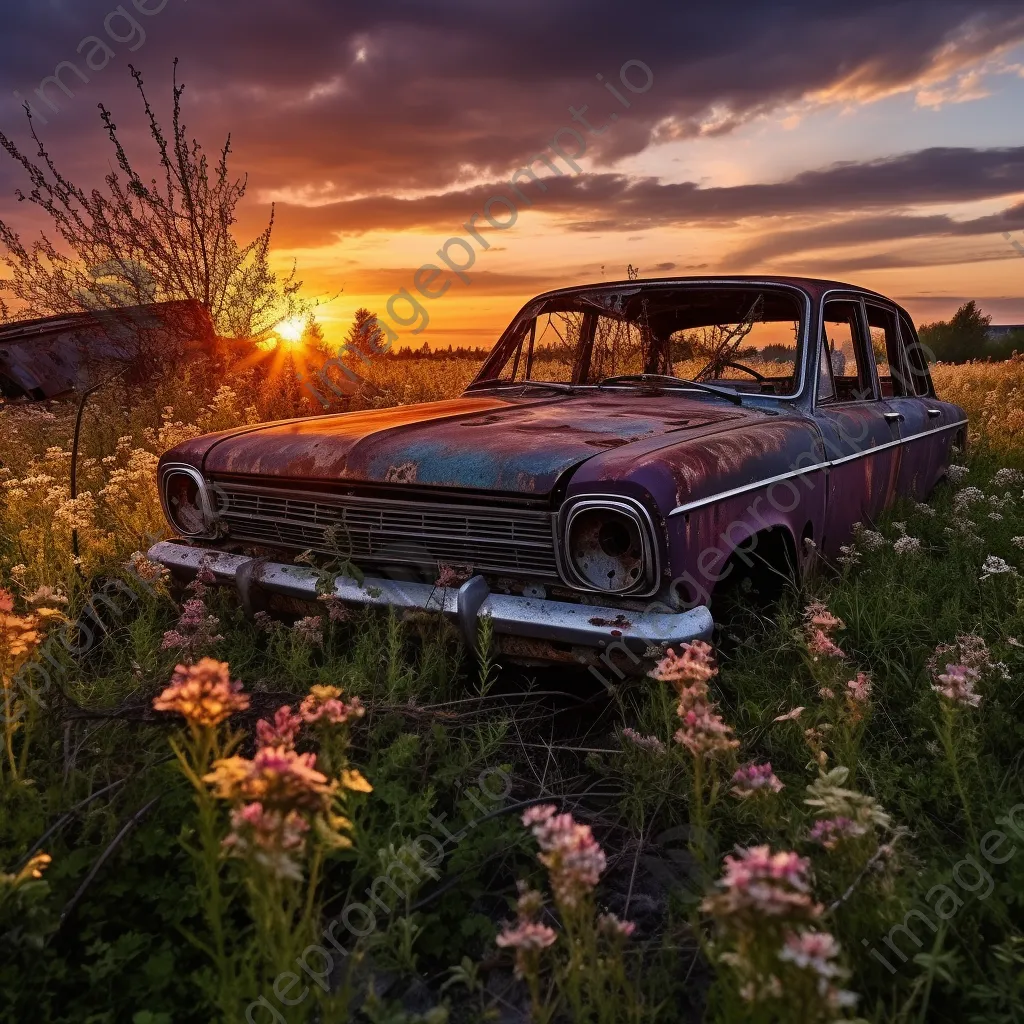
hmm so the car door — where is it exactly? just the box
[865,301,933,501]
[896,310,964,494]
[815,296,902,551]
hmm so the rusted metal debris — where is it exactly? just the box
[0,300,214,401]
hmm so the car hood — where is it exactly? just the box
[199,393,751,495]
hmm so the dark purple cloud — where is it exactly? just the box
[2,0,1024,206]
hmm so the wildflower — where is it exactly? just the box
[205,746,334,811]
[649,640,717,694]
[914,502,937,517]
[730,762,784,799]
[597,912,636,939]
[807,816,866,850]
[774,706,805,723]
[928,634,1008,681]
[496,919,558,977]
[621,727,666,753]
[947,465,969,484]
[932,664,982,707]
[152,659,248,727]
[846,672,872,703]
[893,535,921,555]
[807,629,846,660]
[989,511,1005,521]
[221,801,310,881]
[837,543,860,567]
[25,585,66,606]
[953,486,985,512]
[292,615,324,646]
[818,687,835,699]
[521,805,607,909]
[161,593,224,656]
[252,610,279,633]
[859,529,886,551]
[892,521,907,536]
[1012,537,1024,550]
[992,468,1024,487]
[804,601,845,633]
[803,602,845,659]
[299,684,365,725]
[779,930,858,1010]
[341,769,373,793]
[317,594,351,623]
[12,852,52,882]
[701,845,822,922]
[435,563,474,588]
[674,702,740,758]
[256,706,304,749]
[980,555,1017,579]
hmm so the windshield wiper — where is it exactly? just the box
[597,373,743,406]
[467,379,577,394]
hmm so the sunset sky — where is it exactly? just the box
[5,1,1024,350]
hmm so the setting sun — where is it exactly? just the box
[275,315,306,344]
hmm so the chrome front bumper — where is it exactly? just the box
[147,541,714,662]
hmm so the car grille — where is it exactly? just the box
[214,483,561,580]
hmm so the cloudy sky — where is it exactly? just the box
[4,0,1024,348]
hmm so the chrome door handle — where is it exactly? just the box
[926,408,941,418]
[883,412,904,423]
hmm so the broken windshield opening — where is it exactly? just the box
[470,285,804,397]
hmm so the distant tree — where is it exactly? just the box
[343,308,386,362]
[919,301,992,363]
[0,61,304,376]
[301,313,326,352]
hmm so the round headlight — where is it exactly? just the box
[564,502,652,593]
[162,467,210,536]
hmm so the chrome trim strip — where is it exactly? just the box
[668,462,830,516]
[668,419,967,517]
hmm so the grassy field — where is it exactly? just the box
[1,354,1023,1023]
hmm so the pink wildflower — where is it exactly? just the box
[256,705,304,749]
[221,801,309,880]
[846,673,872,703]
[807,816,866,850]
[160,594,224,656]
[932,664,982,707]
[299,684,364,725]
[597,913,636,939]
[649,640,717,695]
[807,628,846,660]
[701,845,822,923]
[804,601,845,634]
[730,762,784,799]
[779,930,858,1010]
[521,805,607,909]
[435,563,474,588]
[674,703,740,758]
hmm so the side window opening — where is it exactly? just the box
[897,313,934,397]
[820,300,873,403]
[866,303,912,398]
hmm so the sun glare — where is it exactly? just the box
[276,315,306,344]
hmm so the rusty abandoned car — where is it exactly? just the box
[148,276,967,674]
